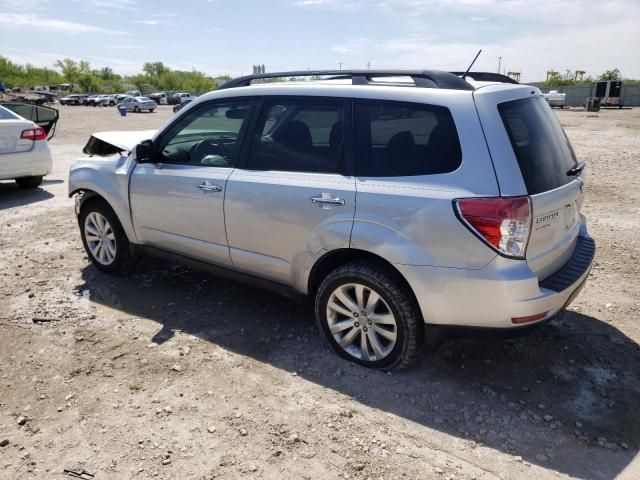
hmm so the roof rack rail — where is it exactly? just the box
[218,69,475,91]
[449,71,519,84]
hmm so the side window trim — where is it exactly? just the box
[153,97,257,168]
[238,95,352,176]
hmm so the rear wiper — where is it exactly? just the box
[567,161,585,176]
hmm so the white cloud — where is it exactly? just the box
[2,0,50,8]
[105,44,144,50]
[0,13,128,35]
[470,16,490,21]
[133,20,160,25]
[83,0,138,10]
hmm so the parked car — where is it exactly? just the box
[89,95,107,107]
[120,96,157,113]
[115,94,130,103]
[172,92,195,105]
[84,94,99,106]
[59,94,86,105]
[69,69,595,370]
[172,98,192,113]
[0,103,57,188]
[101,95,117,107]
[148,92,168,105]
[126,90,142,97]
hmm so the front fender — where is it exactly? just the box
[68,155,137,243]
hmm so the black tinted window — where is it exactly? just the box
[354,101,461,177]
[158,101,251,166]
[248,99,344,173]
[498,97,578,195]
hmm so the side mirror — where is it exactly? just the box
[135,139,153,163]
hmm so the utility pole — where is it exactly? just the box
[339,62,343,70]
[498,56,502,73]
[367,61,371,70]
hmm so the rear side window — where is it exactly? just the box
[248,99,345,173]
[354,100,462,177]
[498,97,578,195]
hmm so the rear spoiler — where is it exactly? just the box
[450,72,519,84]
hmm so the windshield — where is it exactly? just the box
[498,97,578,195]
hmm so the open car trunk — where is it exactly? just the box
[0,103,59,140]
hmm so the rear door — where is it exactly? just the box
[224,96,355,287]
[474,87,584,280]
[129,99,254,266]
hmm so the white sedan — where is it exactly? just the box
[120,96,157,113]
[0,105,53,189]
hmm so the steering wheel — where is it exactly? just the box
[189,139,230,165]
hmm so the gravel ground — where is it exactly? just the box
[0,104,639,480]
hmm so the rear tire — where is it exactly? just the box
[149,109,155,113]
[15,176,43,189]
[134,106,140,113]
[79,199,135,275]
[315,261,423,370]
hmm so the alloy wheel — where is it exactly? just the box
[84,212,117,266]
[326,283,398,362]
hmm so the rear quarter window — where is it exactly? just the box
[498,97,578,195]
[354,100,462,177]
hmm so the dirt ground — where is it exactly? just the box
[1,104,639,480]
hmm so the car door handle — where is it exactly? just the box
[196,182,222,192]
[310,194,345,206]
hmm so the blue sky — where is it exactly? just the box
[1,0,639,81]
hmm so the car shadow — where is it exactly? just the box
[76,258,639,480]
[42,179,64,186]
[0,182,54,209]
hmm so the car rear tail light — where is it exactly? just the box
[455,197,531,259]
[20,127,47,141]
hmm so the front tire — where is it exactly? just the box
[15,176,43,189]
[134,106,140,113]
[315,261,423,370]
[79,199,134,275]
[149,109,155,113]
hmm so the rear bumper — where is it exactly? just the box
[0,141,52,180]
[397,226,595,329]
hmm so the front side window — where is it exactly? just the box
[157,101,251,166]
[354,100,462,177]
[248,99,345,173]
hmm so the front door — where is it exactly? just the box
[130,99,254,266]
[225,97,355,287]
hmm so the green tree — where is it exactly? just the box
[143,61,166,79]
[598,68,622,81]
[54,58,81,84]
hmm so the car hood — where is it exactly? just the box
[82,130,156,156]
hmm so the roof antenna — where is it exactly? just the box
[462,49,482,79]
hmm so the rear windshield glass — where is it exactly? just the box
[498,97,578,195]
[0,106,19,120]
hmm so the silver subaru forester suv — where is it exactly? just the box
[69,70,595,370]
